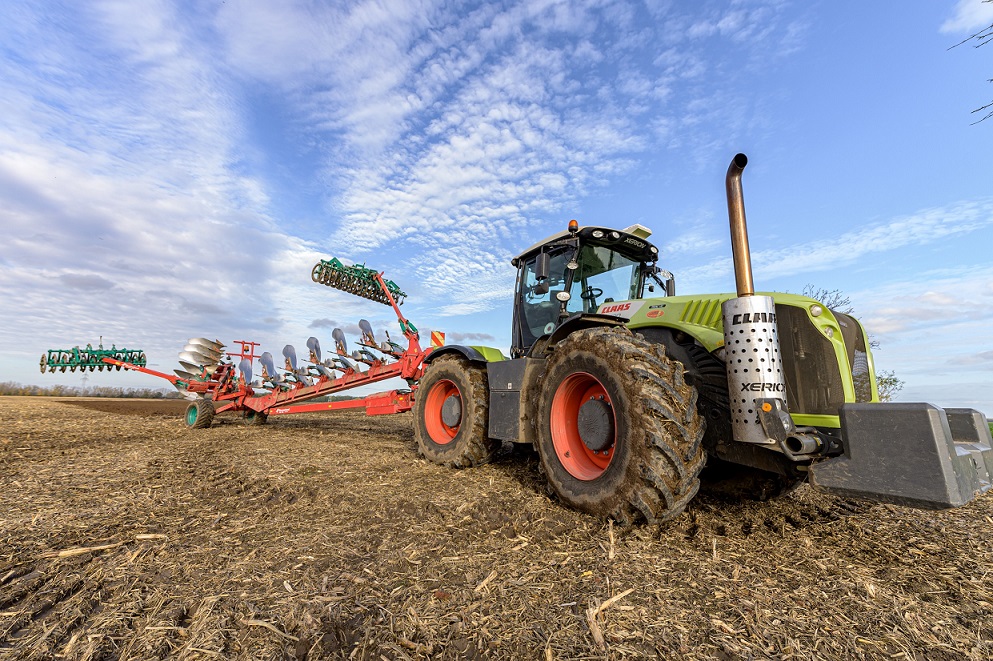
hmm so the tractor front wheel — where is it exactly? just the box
[185,399,215,429]
[414,355,497,468]
[537,327,705,523]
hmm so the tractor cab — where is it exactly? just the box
[509,222,674,357]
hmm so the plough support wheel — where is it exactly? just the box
[243,409,268,426]
[185,400,215,429]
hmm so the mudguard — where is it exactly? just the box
[809,403,993,509]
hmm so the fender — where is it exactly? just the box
[424,345,505,365]
[545,313,628,348]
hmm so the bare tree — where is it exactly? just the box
[802,285,904,402]
[949,0,993,123]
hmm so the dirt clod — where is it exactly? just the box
[1,396,991,659]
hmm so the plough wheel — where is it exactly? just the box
[185,399,215,429]
[536,327,705,524]
[414,355,497,468]
[243,409,268,426]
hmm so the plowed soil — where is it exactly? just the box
[1,396,991,660]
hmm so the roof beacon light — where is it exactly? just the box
[568,219,579,234]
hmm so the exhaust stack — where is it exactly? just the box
[726,153,754,297]
[720,154,800,448]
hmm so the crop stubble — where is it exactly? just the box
[0,397,991,659]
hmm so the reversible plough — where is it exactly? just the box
[44,260,432,426]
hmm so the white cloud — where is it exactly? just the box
[941,0,993,33]
[0,0,812,389]
[676,199,993,292]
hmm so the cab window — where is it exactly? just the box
[521,248,576,338]
[568,245,641,313]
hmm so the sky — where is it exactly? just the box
[1,0,992,416]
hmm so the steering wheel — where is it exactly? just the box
[580,287,603,301]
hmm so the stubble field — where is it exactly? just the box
[1,396,991,660]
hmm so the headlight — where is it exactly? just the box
[555,291,571,302]
[810,304,823,317]
[591,229,604,239]
[824,326,834,338]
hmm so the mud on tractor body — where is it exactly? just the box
[414,154,993,523]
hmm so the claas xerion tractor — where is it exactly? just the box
[413,153,993,523]
[44,154,992,524]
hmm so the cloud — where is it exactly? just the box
[445,331,497,342]
[676,198,993,292]
[59,274,116,291]
[951,350,993,366]
[210,0,805,317]
[941,0,993,33]
[309,320,362,336]
[0,0,809,392]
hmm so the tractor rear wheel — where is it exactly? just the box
[185,399,215,429]
[414,355,498,468]
[537,327,705,523]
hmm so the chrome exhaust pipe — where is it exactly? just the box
[726,153,754,297]
[721,153,790,447]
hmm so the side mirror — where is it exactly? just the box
[666,276,676,297]
[535,252,550,282]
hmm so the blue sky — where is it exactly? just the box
[1,0,991,415]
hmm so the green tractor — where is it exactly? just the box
[414,154,993,523]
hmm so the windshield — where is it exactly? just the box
[517,243,647,352]
[568,244,642,313]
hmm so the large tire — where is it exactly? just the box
[184,399,215,429]
[414,355,498,468]
[646,331,806,501]
[536,327,705,524]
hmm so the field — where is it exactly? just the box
[1,396,991,660]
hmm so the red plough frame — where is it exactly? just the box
[103,273,432,418]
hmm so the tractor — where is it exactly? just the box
[413,153,993,523]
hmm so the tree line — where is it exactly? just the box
[0,382,180,399]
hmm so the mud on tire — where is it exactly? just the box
[537,326,705,523]
[414,355,498,468]
[647,331,806,501]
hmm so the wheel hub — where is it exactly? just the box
[577,397,614,452]
[441,394,462,428]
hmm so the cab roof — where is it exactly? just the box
[511,224,658,266]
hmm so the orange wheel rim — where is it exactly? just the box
[424,379,461,445]
[549,372,615,480]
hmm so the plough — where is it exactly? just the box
[43,260,432,427]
